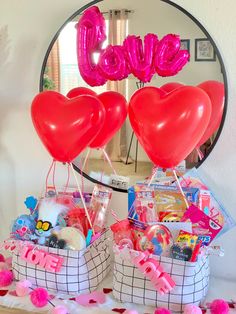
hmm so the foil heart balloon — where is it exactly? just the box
[67,88,128,148]
[129,86,212,168]
[31,91,105,162]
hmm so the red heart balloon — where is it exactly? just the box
[67,88,128,148]
[31,91,105,162]
[129,86,212,168]
[66,87,97,98]
[160,82,184,93]
[197,80,225,147]
[90,91,128,148]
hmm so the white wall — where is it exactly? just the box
[0,0,236,280]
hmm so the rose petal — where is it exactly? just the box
[89,299,97,304]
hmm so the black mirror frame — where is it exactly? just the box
[39,0,228,193]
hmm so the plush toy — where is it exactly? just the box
[12,196,38,241]
[34,199,67,246]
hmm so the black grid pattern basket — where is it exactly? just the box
[113,247,209,313]
[12,230,111,296]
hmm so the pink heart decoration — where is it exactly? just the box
[76,291,106,307]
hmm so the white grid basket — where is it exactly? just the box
[12,230,111,296]
[113,247,209,313]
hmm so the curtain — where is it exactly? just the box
[105,9,129,162]
[45,41,60,92]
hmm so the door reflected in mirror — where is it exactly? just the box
[41,0,226,190]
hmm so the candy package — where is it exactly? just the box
[89,185,112,233]
[170,230,201,262]
[180,168,236,237]
[181,205,222,246]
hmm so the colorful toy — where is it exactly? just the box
[34,199,67,245]
[12,214,37,241]
[141,224,173,256]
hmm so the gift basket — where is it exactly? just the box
[7,180,112,296]
[111,166,235,313]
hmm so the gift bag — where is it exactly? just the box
[113,247,209,314]
[12,230,111,296]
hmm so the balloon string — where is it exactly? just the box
[63,163,70,194]
[100,152,106,183]
[102,148,118,176]
[175,169,190,188]
[80,148,91,194]
[173,169,189,209]
[78,158,85,196]
[45,159,55,194]
[52,160,57,195]
[110,209,120,222]
[82,148,91,174]
[197,148,204,160]
[148,167,157,187]
[69,163,95,235]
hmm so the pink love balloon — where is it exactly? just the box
[76,6,107,86]
[98,45,130,80]
[155,34,190,77]
[124,33,158,82]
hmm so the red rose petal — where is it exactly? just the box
[89,299,97,304]
[112,308,126,313]
[103,288,113,294]
[0,290,8,296]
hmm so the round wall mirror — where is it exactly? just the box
[40,0,227,192]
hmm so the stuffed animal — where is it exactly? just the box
[12,196,38,241]
[34,199,67,246]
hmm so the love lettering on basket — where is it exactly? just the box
[20,245,63,273]
[130,251,176,294]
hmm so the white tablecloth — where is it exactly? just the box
[0,271,236,313]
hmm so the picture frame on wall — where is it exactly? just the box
[180,39,190,53]
[195,38,216,61]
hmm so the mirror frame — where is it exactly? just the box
[39,0,228,193]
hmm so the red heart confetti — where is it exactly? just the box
[89,299,97,304]
[103,288,113,294]
[112,308,127,313]
[0,290,8,297]
[9,290,18,296]
[69,297,76,301]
